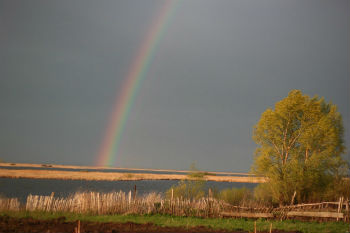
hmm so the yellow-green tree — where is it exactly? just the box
[252,90,348,205]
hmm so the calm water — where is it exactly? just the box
[0,178,257,202]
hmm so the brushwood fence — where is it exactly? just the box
[0,192,348,222]
[23,191,222,217]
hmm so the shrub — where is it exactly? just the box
[166,180,205,200]
[188,171,206,179]
[322,177,350,201]
[187,162,210,179]
[124,173,134,179]
[253,183,274,206]
[218,187,252,206]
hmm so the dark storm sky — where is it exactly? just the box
[0,0,349,172]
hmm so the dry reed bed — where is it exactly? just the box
[0,197,20,211]
[0,162,252,176]
[0,168,265,183]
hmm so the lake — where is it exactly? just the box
[0,178,257,202]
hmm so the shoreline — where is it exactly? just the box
[0,167,265,183]
[0,162,253,176]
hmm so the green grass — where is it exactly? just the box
[0,211,349,233]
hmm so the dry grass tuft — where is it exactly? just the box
[0,197,20,211]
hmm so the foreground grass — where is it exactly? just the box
[0,211,349,233]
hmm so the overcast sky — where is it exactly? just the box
[0,0,349,172]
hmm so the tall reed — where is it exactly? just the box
[0,196,20,211]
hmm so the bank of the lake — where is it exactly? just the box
[0,168,265,183]
[0,162,252,176]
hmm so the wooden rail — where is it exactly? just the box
[286,211,343,219]
[220,198,349,221]
[221,211,345,219]
[222,212,273,218]
[285,201,350,208]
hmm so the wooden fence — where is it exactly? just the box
[0,192,348,222]
[221,197,349,222]
[23,191,222,217]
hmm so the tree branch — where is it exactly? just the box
[283,117,291,152]
[287,130,302,150]
[269,139,283,162]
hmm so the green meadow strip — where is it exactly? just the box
[0,211,349,233]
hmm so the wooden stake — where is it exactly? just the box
[269,222,272,233]
[337,196,343,221]
[254,221,256,233]
[171,188,174,215]
[345,198,349,222]
[290,190,296,206]
[74,220,81,233]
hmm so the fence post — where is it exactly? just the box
[254,221,256,233]
[337,196,343,222]
[345,198,349,222]
[290,191,296,206]
[171,189,174,215]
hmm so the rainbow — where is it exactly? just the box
[96,0,180,167]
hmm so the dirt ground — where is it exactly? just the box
[0,216,302,233]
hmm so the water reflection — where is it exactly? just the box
[0,178,257,202]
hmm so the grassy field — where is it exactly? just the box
[1,211,349,233]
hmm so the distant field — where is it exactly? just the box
[0,162,252,176]
[0,163,265,183]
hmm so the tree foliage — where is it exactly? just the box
[252,90,348,205]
